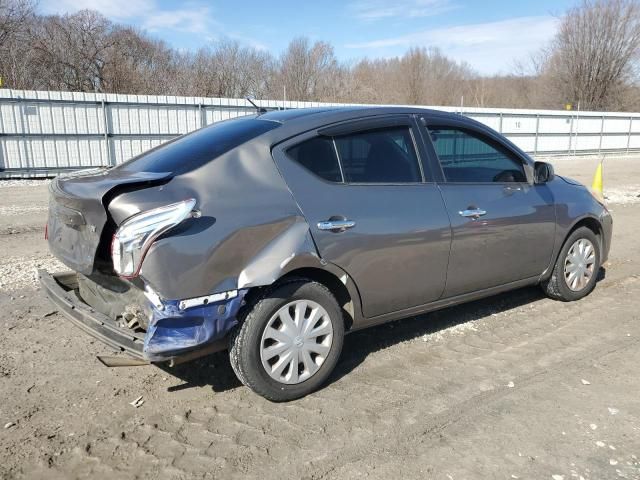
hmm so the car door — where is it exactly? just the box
[420,117,556,298]
[272,115,452,319]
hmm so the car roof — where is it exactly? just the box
[257,106,480,145]
[258,107,350,122]
[259,105,460,124]
[254,105,532,163]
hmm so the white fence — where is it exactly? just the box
[1,88,640,175]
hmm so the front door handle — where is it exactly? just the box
[459,208,487,219]
[317,219,356,232]
[503,185,523,193]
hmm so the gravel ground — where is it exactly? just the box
[0,179,51,188]
[0,155,639,480]
[0,206,49,217]
[604,185,640,205]
[0,255,65,291]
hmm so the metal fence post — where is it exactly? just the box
[627,116,633,154]
[598,115,605,154]
[101,99,113,166]
[16,96,28,169]
[568,114,574,156]
[198,104,206,128]
[534,114,540,155]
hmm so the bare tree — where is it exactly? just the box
[190,39,275,98]
[106,27,184,95]
[402,47,429,104]
[29,10,120,92]
[4,2,640,112]
[0,0,36,88]
[0,0,34,48]
[346,47,473,106]
[276,37,339,101]
[543,0,640,110]
[420,47,474,106]
[346,58,398,104]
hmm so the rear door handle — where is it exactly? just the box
[317,219,356,231]
[459,208,487,219]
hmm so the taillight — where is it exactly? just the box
[44,224,48,240]
[111,199,196,278]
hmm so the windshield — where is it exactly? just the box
[116,116,280,175]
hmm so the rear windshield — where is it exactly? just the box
[116,116,279,174]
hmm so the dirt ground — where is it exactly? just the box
[1,155,639,480]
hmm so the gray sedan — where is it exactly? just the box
[41,107,612,401]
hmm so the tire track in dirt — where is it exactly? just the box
[20,274,640,480]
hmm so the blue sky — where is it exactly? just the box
[39,0,576,75]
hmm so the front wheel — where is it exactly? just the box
[542,226,601,301]
[229,278,344,401]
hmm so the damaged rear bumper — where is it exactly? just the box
[38,270,245,363]
[39,270,146,359]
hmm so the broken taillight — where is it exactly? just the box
[111,199,196,278]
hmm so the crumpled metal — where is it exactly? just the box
[143,289,247,360]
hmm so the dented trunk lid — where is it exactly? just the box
[47,168,171,275]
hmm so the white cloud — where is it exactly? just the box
[142,6,212,34]
[345,16,559,74]
[202,33,269,51]
[349,0,455,20]
[231,36,269,51]
[39,0,214,36]
[39,0,155,20]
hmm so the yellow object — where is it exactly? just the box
[590,159,605,203]
[591,159,603,194]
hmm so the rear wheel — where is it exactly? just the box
[542,226,601,301]
[229,279,344,401]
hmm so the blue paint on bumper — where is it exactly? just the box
[143,290,247,361]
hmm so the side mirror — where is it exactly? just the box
[534,161,555,184]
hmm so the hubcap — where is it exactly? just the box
[260,300,333,385]
[564,238,596,291]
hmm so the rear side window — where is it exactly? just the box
[428,127,525,183]
[286,136,341,182]
[288,126,422,184]
[117,116,279,175]
[335,127,421,183]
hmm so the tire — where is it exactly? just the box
[542,226,601,301]
[228,278,345,401]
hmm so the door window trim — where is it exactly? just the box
[419,116,534,185]
[279,114,432,186]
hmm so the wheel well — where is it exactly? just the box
[541,217,604,283]
[569,217,602,246]
[279,268,355,331]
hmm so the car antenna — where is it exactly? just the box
[246,97,267,115]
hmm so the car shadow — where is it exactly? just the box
[162,268,607,395]
[159,351,243,393]
[327,285,545,387]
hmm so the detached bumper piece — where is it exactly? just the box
[38,270,145,359]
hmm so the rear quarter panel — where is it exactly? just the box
[108,135,318,301]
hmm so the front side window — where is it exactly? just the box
[428,127,526,183]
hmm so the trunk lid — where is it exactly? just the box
[47,168,171,275]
